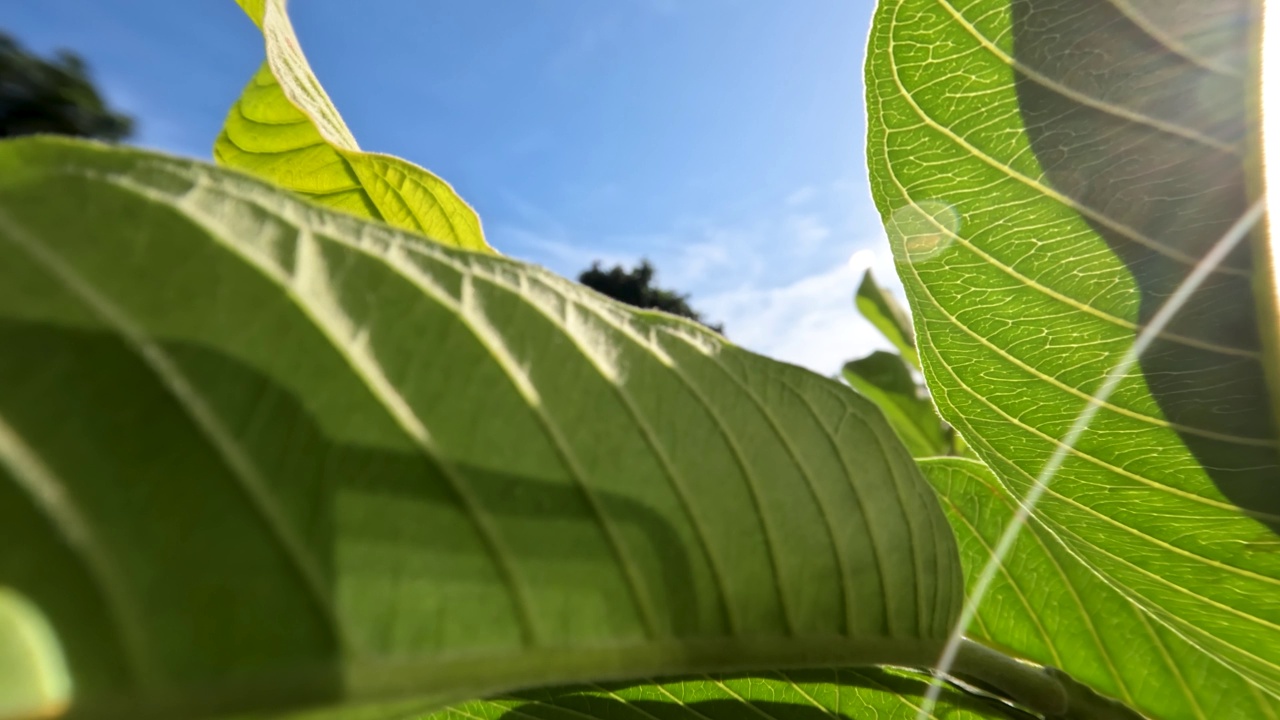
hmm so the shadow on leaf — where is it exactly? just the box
[1011,0,1280,531]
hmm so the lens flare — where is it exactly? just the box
[889,200,960,262]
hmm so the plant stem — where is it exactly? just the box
[947,639,1146,720]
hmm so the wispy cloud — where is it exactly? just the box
[494,180,903,375]
[495,227,635,275]
[700,242,902,375]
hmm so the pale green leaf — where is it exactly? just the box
[214,0,491,253]
[856,270,919,371]
[867,0,1280,713]
[843,351,947,458]
[0,137,962,718]
[922,458,1280,720]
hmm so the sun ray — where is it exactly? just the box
[915,198,1266,719]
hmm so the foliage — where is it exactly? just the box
[579,260,725,333]
[921,458,1275,720]
[0,134,964,720]
[865,0,1280,715]
[842,270,960,458]
[0,0,1276,719]
[0,32,132,142]
[854,270,918,370]
[213,0,489,252]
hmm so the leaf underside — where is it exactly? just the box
[424,669,1033,720]
[0,138,962,719]
[856,270,919,371]
[843,352,948,458]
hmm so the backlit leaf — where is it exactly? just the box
[427,669,1032,720]
[214,0,490,252]
[843,351,948,458]
[856,270,919,371]
[922,458,1280,720]
[0,137,962,718]
[866,0,1280,713]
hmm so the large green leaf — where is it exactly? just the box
[214,0,490,253]
[867,0,1280,712]
[922,458,1280,720]
[426,669,1033,720]
[0,137,962,718]
[843,351,947,458]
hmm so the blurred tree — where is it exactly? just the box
[0,32,133,141]
[578,260,724,334]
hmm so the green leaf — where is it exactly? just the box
[214,0,491,253]
[843,351,947,458]
[426,669,1034,720]
[922,458,1280,720]
[867,0,1280,711]
[855,270,919,370]
[0,137,962,718]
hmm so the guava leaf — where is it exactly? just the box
[214,0,491,253]
[856,270,919,371]
[0,137,961,718]
[922,458,1280,720]
[425,670,1033,720]
[843,351,948,458]
[867,0,1280,711]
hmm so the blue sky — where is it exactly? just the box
[7,0,902,374]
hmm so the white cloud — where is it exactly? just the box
[496,209,745,291]
[700,241,904,375]
[847,245,906,297]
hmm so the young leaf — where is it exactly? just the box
[867,0,1280,708]
[0,137,962,718]
[843,351,948,458]
[856,270,919,370]
[214,0,491,253]
[922,458,1280,720]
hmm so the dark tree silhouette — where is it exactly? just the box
[0,32,133,141]
[578,260,724,334]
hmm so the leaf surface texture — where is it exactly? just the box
[866,0,1280,712]
[214,0,490,252]
[0,138,962,718]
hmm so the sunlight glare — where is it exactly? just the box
[847,248,876,272]
[913,200,1265,719]
[889,200,959,263]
